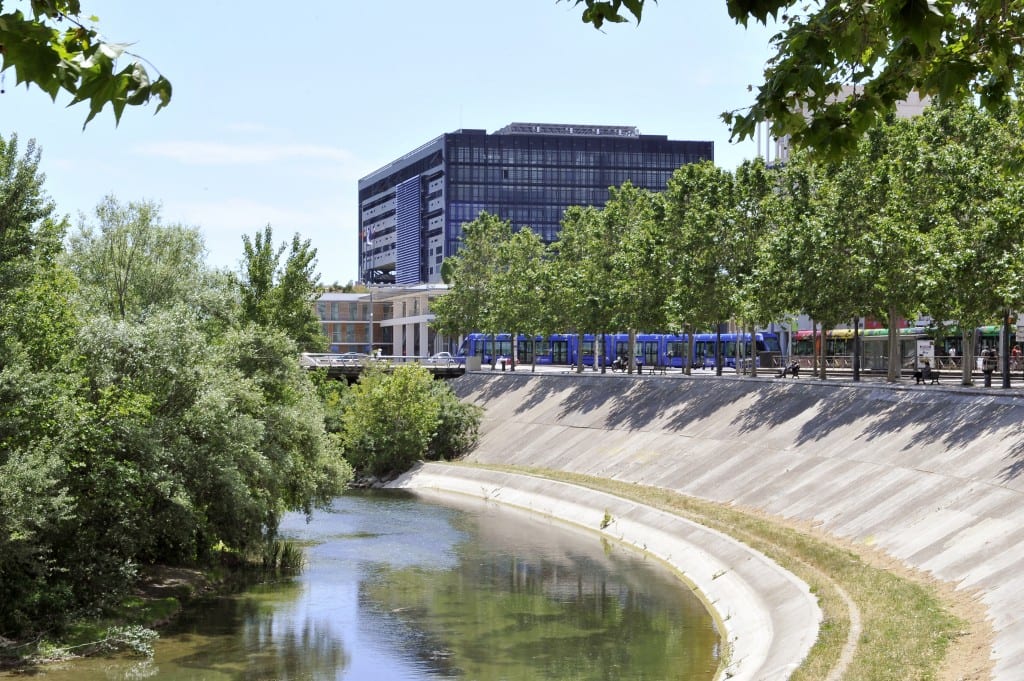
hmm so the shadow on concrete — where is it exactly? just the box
[658,379,764,433]
[452,372,1024,480]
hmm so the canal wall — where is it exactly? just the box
[415,372,1024,680]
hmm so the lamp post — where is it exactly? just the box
[364,281,374,355]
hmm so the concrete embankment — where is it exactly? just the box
[413,371,1024,680]
[394,463,822,681]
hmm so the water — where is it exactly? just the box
[9,490,719,680]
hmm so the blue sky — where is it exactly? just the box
[4,1,777,286]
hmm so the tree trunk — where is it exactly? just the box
[576,333,584,374]
[734,321,741,375]
[628,329,637,374]
[684,323,692,376]
[961,328,974,386]
[818,322,827,380]
[749,322,758,377]
[510,331,517,371]
[811,320,819,376]
[886,305,901,382]
[715,325,723,376]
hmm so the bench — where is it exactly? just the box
[913,368,940,384]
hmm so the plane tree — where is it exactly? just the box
[432,211,512,365]
[763,149,878,378]
[566,0,1024,156]
[730,158,782,376]
[487,226,548,370]
[662,160,737,373]
[603,182,667,371]
[548,205,619,371]
[1,1,171,126]
[909,102,1024,384]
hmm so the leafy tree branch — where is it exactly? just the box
[0,1,172,126]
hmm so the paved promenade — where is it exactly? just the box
[417,369,1024,680]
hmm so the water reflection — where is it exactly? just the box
[5,489,717,680]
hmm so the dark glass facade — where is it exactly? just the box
[358,124,713,285]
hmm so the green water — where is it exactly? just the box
[8,490,719,680]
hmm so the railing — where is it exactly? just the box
[769,354,1017,374]
[300,353,461,368]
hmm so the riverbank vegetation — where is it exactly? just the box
[339,363,483,479]
[0,135,351,655]
[0,130,484,663]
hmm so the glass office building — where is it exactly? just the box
[358,123,713,285]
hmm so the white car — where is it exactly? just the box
[427,352,457,365]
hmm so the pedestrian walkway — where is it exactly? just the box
[483,361,1024,396]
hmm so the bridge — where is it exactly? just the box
[299,353,465,381]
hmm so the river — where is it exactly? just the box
[9,489,719,680]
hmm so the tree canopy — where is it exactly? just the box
[435,97,1024,384]
[566,0,1024,155]
[0,1,171,126]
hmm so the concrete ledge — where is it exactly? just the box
[390,462,822,681]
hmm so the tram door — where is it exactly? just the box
[639,340,659,367]
[551,339,570,365]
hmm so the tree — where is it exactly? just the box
[567,0,1024,155]
[909,101,1024,384]
[0,134,77,371]
[1,1,172,126]
[488,226,548,370]
[764,149,875,378]
[729,158,779,376]
[339,363,442,477]
[340,363,481,477]
[238,225,326,351]
[431,212,512,352]
[67,196,209,321]
[605,182,669,362]
[663,161,737,371]
[549,205,619,372]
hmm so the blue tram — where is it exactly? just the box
[458,331,783,369]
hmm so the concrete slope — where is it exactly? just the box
[445,372,1024,680]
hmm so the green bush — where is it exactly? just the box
[427,380,483,461]
[341,365,481,477]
